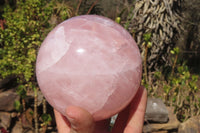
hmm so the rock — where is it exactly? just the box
[11,120,33,133]
[110,114,118,126]
[9,108,34,133]
[0,90,19,111]
[11,122,23,133]
[0,112,11,129]
[21,108,33,129]
[145,98,169,123]
[25,130,33,133]
[178,116,200,133]
[0,76,15,89]
[143,106,180,133]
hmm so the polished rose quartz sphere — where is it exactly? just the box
[36,15,142,121]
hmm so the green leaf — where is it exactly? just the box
[154,71,161,79]
[143,33,151,43]
[170,50,175,54]
[17,85,27,98]
[14,100,23,112]
[41,114,52,125]
[115,17,121,24]
[147,42,152,48]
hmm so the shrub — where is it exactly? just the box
[146,47,200,122]
[0,0,72,132]
[0,0,72,92]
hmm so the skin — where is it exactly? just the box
[54,86,147,133]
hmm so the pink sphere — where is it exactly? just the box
[36,15,142,121]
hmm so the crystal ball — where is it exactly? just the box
[36,15,142,121]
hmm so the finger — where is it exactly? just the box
[125,86,147,133]
[111,86,147,133]
[54,109,71,133]
[66,106,95,133]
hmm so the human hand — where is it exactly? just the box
[54,86,147,133]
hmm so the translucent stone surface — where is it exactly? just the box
[36,15,142,121]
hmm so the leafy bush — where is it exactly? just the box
[165,63,199,122]
[146,47,200,122]
[0,0,51,85]
[0,0,72,91]
[0,0,72,132]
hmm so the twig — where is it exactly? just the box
[171,54,178,77]
[87,0,98,14]
[42,98,47,133]
[43,98,46,114]
[0,19,6,30]
[75,0,82,15]
[22,99,26,112]
[34,87,39,133]
[144,44,148,83]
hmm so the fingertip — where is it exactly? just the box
[66,106,94,122]
[65,106,79,120]
[65,106,95,132]
[134,85,147,104]
[111,85,147,133]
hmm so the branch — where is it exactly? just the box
[87,0,98,14]
[75,0,82,16]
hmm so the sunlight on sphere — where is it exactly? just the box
[36,15,142,121]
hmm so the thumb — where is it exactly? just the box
[66,106,95,133]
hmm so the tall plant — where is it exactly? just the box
[0,0,53,87]
[129,0,182,73]
[148,48,200,122]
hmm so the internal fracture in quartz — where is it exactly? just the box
[36,15,142,121]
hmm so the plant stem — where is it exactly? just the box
[87,0,98,14]
[0,19,6,30]
[144,44,148,84]
[43,98,46,114]
[171,54,178,77]
[75,0,82,15]
[34,87,39,133]
[42,98,47,133]
[22,99,26,112]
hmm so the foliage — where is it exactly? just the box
[0,0,72,132]
[0,0,51,84]
[141,33,152,84]
[14,100,23,112]
[0,0,72,83]
[146,48,200,122]
[41,113,52,126]
[167,63,199,122]
[129,0,200,120]
[0,0,72,90]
